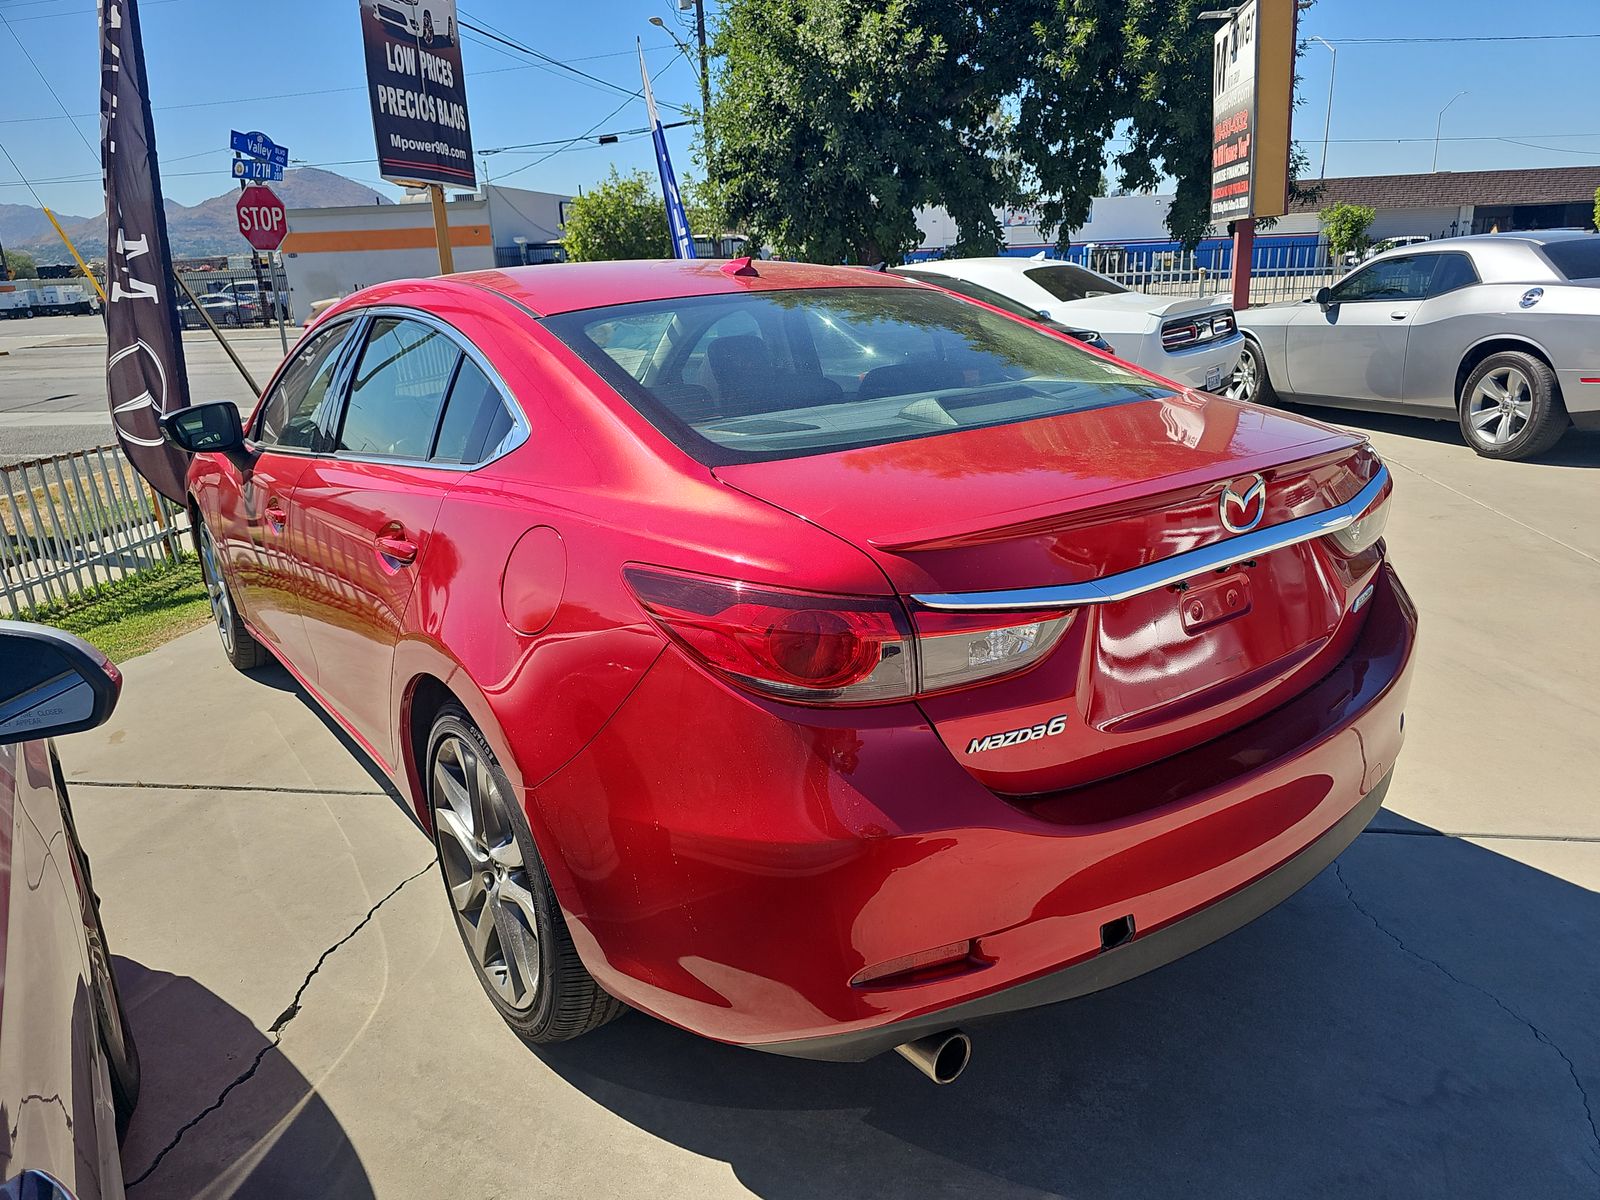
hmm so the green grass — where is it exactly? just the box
[10,554,213,663]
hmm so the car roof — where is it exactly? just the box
[446,259,916,317]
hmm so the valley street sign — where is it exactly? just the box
[232,158,285,182]
[230,130,290,168]
[236,185,288,251]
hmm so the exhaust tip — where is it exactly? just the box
[894,1030,972,1085]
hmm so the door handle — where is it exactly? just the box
[375,527,418,566]
[1389,310,1411,320]
[263,495,287,533]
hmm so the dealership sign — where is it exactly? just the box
[359,0,476,189]
[1210,0,1296,224]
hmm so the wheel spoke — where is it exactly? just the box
[487,837,522,869]
[448,870,485,913]
[1469,406,1500,431]
[432,760,473,826]
[468,898,498,966]
[496,874,539,926]
[1478,378,1508,405]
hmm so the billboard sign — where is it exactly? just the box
[1210,0,1295,224]
[359,0,476,189]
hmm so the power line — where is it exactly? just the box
[0,7,99,165]
[1326,33,1600,44]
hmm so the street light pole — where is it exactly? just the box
[1432,90,1468,173]
[1308,36,1336,180]
[650,10,713,166]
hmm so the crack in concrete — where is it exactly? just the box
[1332,860,1600,1180]
[124,861,435,1192]
[70,780,387,797]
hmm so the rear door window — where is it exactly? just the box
[338,317,462,460]
[432,359,516,465]
[255,320,354,451]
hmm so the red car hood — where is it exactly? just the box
[715,389,1364,596]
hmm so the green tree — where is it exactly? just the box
[704,0,1021,265]
[1593,185,1599,231]
[1,247,39,280]
[561,168,721,262]
[1320,202,1377,257]
[562,168,672,262]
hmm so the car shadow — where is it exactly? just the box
[246,660,419,827]
[114,959,375,1199]
[535,815,1600,1198]
[1293,402,1600,469]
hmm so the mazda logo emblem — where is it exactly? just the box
[1219,475,1267,534]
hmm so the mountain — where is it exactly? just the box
[4,169,391,263]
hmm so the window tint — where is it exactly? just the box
[433,359,515,465]
[1427,253,1479,296]
[588,311,676,382]
[255,321,352,450]
[1330,256,1434,303]
[1542,237,1600,281]
[546,287,1167,465]
[339,318,461,460]
[1022,264,1128,303]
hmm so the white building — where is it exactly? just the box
[280,184,570,324]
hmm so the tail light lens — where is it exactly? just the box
[913,609,1073,694]
[1161,309,1237,351]
[625,566,1070,705]
[1328,476,1393,556]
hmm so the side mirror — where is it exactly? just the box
[161,401,244,454]
[0,623,121,747]
[1314,287,1335,308]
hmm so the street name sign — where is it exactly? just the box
[230,130,290,168]
[232,158,285,182]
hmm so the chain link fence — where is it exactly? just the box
[1,445,189,616]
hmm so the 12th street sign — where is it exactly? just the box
[232,158,285,182]
[230,129,289,168]
[236,185,288,251]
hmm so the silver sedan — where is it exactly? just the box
[1230,231,1600,460]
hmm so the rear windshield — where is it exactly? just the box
[1541,238,1600,281]
[893,269,1043,321]
[1022,264,1128,303]
[544,286,1167,464]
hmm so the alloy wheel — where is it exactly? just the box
[198,525,235,656]
[432,733,541,1011]
[1226,345,1260,402]
[1467,366,1533,447]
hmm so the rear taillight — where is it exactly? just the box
[1328,476,1393,555]
[625,566,1070,705]
[1161,309,1237,352]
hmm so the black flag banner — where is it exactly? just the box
[100,0,192,501]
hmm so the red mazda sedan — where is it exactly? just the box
[168,260,1416,1082]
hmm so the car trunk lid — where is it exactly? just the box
[715,391,1381,796]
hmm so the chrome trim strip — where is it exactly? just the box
[910,465,1390,612]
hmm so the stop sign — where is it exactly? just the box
[236,184,287,251]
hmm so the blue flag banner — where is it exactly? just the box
[639,42,695,260]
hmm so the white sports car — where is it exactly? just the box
[892,256,1243,391]
[371,0,456,46]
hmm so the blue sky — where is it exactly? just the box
[0,0,1597,218]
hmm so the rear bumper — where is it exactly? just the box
[766,770,1390,1061]
[1556,370,1600,420]
[1157,333,1245,390]
[531,565,1417,1054]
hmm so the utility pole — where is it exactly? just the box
[1307,36,1336,180]
[693,0,710,127]
[1433,90,1468,173]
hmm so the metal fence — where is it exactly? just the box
[1091,240,1345,306]
[1,445,189,615]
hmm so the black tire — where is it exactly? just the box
[422,12,435,45]
[1458,350,1569,461]
[197,520,269,671]
[1228,337,1279,406]
[427,706,623,1045]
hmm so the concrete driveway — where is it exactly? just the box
[60,410,1600,1199]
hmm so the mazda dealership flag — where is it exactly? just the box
[100,0,192,501]
[639,42,695,260]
